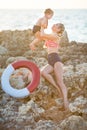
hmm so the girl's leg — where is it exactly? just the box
[54,62,69,110]
[41,64,61,95]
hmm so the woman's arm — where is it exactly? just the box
[41,34,55,40]
[40,30,57,41]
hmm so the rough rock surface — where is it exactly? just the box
[0,30,87,130]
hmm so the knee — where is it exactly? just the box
[41,70,47,77]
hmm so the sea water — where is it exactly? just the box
[0,9,87,42]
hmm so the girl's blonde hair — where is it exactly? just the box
[44,8,54,15]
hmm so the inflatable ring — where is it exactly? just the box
[1,60,40,98]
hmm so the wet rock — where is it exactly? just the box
[35,120,62,130]
[0,46,8,55]
[19,100,45,115]
[69,96,87,114]
[0,29,87,130]
[59,30,69,47]
[63,63,87,98]
[60,115,87,130]
[55,98,64,109]
[10,68,32,89]
[6,56,28,65]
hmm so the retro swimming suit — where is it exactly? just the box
[48,53,62,67]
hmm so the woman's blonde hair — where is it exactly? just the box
[58,23,65,33]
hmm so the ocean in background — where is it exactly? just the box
[0,9,87,42]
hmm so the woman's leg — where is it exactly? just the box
[41,64,61,95]
[54,62,69,110]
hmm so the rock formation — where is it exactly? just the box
[0,29,87,130]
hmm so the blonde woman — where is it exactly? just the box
[30,23,69,110]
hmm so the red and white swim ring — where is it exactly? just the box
[1,60,40,98]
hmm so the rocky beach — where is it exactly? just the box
[0,29,87,130]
